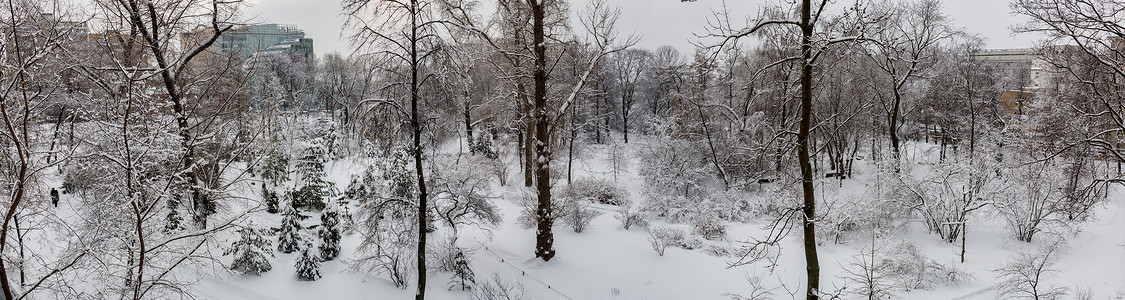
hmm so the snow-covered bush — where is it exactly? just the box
[559,198,602,233]
[277,206,303,253]
[310,116,339,159]
[841,238,971,298]
[842,242,898,300]
[819,182,910,245]
[472,274,528,300]
[225,224,273,275]
[877,240,969,291]
[432,236,462,273]
[636,137,712,202]
[164,199,185,232]
[701,191,757,222]
[899,160,998,243]
[691,214,726,240]
[295,244,322,281]
[429,155,502,233]
[562,178,630,206]
[61,156,117,197]
[744,187,799,219]
[258,152,289,190]
[344,166,379,202]
[648,230,668,256]
[614,205,648,230]
[996,162,1067,242]
[353,218,415,288]
[702,243,733,257]
[383,148,417,201]
[516,191,561,230]
[647,225,704,255]
[318,200,342,261]
[644,190,760,224]
[643,194,695,223]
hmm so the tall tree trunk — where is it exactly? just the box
[524,124,535,187]
[47,106,66,164]
[408,2,429,298]
[123,0,216,228]
[0,2,33,293]
[622,94,630,143]
[595,96,602,144]
[568,113,576,184]
[798,0,821,298]
[696,104,729,189]
[889,89,903,167]
[465,102,474,152]
[531,0,556,261]
[13,214,24,287]
[967,85,976,160]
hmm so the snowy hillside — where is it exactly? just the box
[184,141,1123,300]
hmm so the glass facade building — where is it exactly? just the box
[214,24,314,59]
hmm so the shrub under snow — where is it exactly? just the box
[559,198,602,233]
[561,178,631,206]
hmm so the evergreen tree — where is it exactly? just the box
[448,249,475,291]
[314,116,338,159]
[277,205,303,253]
[381,150,436,233]
[225,223,274,275]
[318,200,342,260]
[294,143,334,210]
[263,185,280,214]
[260,152,290,213]
[295,243,322,281]
[383,148,417,201]
[470,130,498,159]
[164,198,184,232]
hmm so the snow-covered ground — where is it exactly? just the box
[194,141,1125,300]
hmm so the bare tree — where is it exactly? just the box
[994,243,1069,300]
[344,0,449,297]
[443,0,634,261]
[606,48,653,143]
[695,0,875,298]
[0,1,88,298]
[98,0,248,229]
[1011,0,1125,191]
[865,0,954,166]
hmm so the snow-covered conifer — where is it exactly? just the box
[278,206,303,253]
[448,249,475,291]
[294,142,334,210]
[226,223,273,275]
[318,200,342,260]
[263,185,280,214]
[295,243,322,281]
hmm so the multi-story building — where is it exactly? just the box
[3,13,91,117]
[183,23,314,60]
[970,48,1057,90]
[179,24,318,109]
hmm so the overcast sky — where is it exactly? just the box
[246,0,1036,57]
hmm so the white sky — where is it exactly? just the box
[246,0,1037,57]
